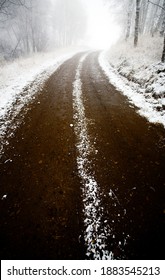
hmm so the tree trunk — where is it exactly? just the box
[151,0,161,36]
[139,0,149,34]
[160,0,165,36]
[161,32,165,62]
[134,0,141,47]
[125,2,132,41]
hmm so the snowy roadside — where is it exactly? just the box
[0,48,79,157]
[99,37,165,129]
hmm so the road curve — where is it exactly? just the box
[0,52,165,260]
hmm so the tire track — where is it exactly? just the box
[72,54,113,260]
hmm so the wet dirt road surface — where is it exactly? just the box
[0,52,165,260]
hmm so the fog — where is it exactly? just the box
[85,0,121,49]
[0,0,123,60]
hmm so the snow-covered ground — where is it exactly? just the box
[0,48,79,157]
[1,37,165,158]
[100,35,165,128]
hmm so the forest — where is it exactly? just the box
[0,0,164,62]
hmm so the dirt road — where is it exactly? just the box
[0,52,165,260]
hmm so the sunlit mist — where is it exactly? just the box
[85,0,122,50]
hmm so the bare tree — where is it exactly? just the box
[52,0,86,47]
[146,0,165,61]
[125,0,134,40]
[134,0,141,47]
[161,0,165,61]
[0,0,52,58]
[159,0,165,36]
[139,0,149,34]
[162,32,165,61]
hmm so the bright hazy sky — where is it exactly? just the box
[84,0,121,49]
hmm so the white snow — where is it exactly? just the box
[99,35,165,128]
[0,48,79,157]
[1,194,7,200]
[72,53,113,260]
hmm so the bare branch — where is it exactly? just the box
[8,0,31,10]
[0,0,8,10]
[148,0,165,10]
[10,38,21,57]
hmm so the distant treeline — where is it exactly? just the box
[108,0,165,61]
[0,0,86,60]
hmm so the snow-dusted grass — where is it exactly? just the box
[107,35,163,67]
[0,47,80,157]
[0,48,80,119]
[101,35,165,128]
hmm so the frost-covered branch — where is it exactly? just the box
[8,0,31,10]
[148,0,165,10]
[0,0,7,10]
[0,0,30,12]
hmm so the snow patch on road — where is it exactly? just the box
[99,52,165,128]
[73,54,113,260]
[0,50,77,157]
